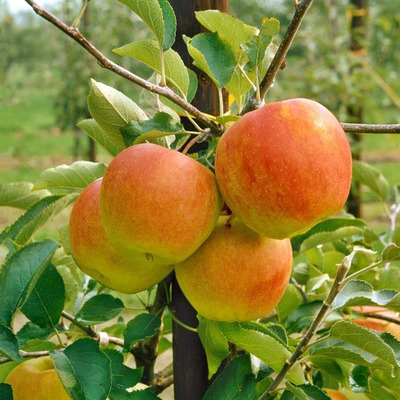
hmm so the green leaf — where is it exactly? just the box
[0,194,77,246]
[310,341,384,367]
[117,0,176,50]
[0,241,58,326]
[34,161,107,191]
[367,377,399,400]
[75,294,124,325]
[186,32,236,88]
[114,40,189,97]
[198,317,230,379]
[352,160,390,201]
[285,383,330,400]
[277,284,304,321]
[291,218,367,253]
[123,314,161,351]
[0,383,13,400]
[286,301,322,333]
[103,349,142,392]
[77,119,122,156]
[195,10,258,60]
[310,357,348,385]
[0,182,50,210]
[350,365,370,392]
[218,322,305,385]
[381,243,400,262]
[203,354,258,400]
[0,325,21,361]
[242,17,280,67]
[331,280,400,311]
[87,79,147,152]
[21,264,65,329]
[21,339,57,352]
[16,322,53,347]
[328,320,399,369]
[121,112,183,146]
[51,338,112,400]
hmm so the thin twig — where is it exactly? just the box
[0,350,54,364]
[152,363,174,394]
[24,0,221,135]
[341,123,400,134]
[242,0,315,113]
[354,312,400,326]
[258,259,351,400]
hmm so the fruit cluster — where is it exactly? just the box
[69,98,352,322]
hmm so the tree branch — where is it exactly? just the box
[341,123,400,134]
[151,363,174,394]
[258,259,351,400]
[242,0,315,113]
[24,0,221,134]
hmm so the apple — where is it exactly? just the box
[175,216,292,322]
[69,178,173,294]
[5,356,71,400]
[215,98,352,239]
[350,306,400,340]
[100,143,223,264]
[325,389,348,400]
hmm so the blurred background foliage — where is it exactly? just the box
[0,0,399,231]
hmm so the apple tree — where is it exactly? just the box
[1,1,400,400]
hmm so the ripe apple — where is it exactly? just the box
[350,306,400,340]
[5,356,71,400]
[100,143,223,264]
[175,216,292,322]
[325,389,348,400]
[69,178,173,294]
[215,98,352,239]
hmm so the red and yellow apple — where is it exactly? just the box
[100,143,223,264]
[5,356,71,400]
[215,98,352,239]
[69,178,173,294]
[175,216,293,322]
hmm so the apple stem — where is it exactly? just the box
[167,306,198,333]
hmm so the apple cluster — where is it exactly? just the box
[69,98,352,322]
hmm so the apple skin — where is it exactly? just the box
[351,306,400,340]
[215,98,352,239]
[100,143,223,264]
[69,178,173,294]
[325,389,349,400]
[175,216,292,322]
[5,356,71,400]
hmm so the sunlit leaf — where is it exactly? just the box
[114,40,189,97]
[77,119,122,156]
[198,317,230,379]
[34,161,107,191]
[0,182,50,210]
[352,160,390,201]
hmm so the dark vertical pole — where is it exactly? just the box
[169,1,228,399]
[82,1,97,162]
[347,0,368,217]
